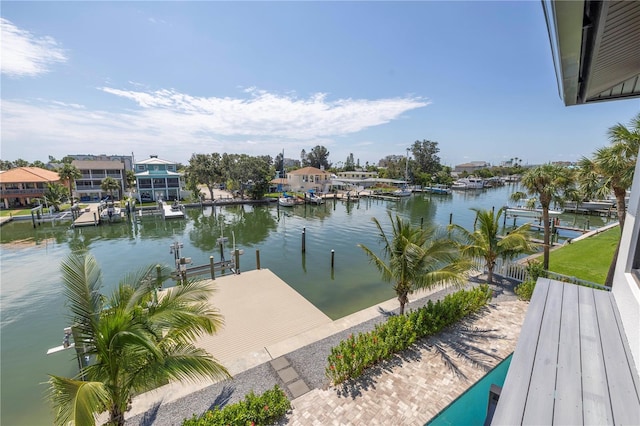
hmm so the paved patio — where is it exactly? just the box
[283,299,527,425]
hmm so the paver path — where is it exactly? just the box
[283,300,527,425]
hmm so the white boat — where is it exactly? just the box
[305,190,324,204]
[278,193,299,207]
[100,203,123,222]
[425,185,452,195]
[505,207,563,218]
[451,178,484,190]
[393,187,412,197]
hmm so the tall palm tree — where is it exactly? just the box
[449,207,536,284]
[519,164,574,270]
[578,112,639,285]
[58,164,82,203]
[47,254,230,426]
[125,170,136,195]
[101,177,121,200]
[358,212,471,315]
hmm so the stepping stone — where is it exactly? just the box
[270,357,290,371]
[277,366,298,384]
[288,379,310,398]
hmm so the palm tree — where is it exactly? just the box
[125,170,136,195]
[43,182,67,211]
[57,164,81,203]
[578,112,639,285]
[47,254,230,426]
[101,177,121,200]
[358,213,471,315]
[449,207,536,284]
[519,164,574,270]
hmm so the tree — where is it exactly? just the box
[358,213,471,315]
[519,164,574,270]
[274,152,284,177]
[300,149,307,167]
[31,160,47,169]
[449,207,535,284]
[47,254,230,426]
[221,154,273,199]
[578,112,639,286]
[344,153,355,171]
[101,177,121,200]
[185,153,223,200]
[43,183,68,211]
[305,145,331,170]
[125,170,136,194]
[58,164,82,203]
[411,140,442,177]
[13,158,29,167]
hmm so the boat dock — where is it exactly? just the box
[72,204,101,227]
[160,201,185,219]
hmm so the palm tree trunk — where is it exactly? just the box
[398,292,409,315]
[542,205,551,270]
[487,264,494,284]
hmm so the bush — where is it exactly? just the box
[514,279,536,301]
[183,385,290,426]
[326,285,492,385]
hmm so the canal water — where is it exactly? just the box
[0,185,613,425]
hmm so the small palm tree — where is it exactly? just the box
[57,164,82,203]
[125,170,136,194]
[47,254,230,426]
[519,164,574,270]
[100,177,121,200]
[358,213,471,315]
[43,182,67,211]
[449,207,536,284]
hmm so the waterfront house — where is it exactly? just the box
[336,171,379,180]
[286,166,332,193]
[453,161,490,174]
[71,159,127,202]
[134,155,185,202]
[492,1,640,423]
[0,167,61,208]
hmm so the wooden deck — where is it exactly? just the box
[492,278,640,425]
[72,204,101,227]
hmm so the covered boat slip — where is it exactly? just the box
[492,279,640,425]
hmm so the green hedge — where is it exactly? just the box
[183,385,290,426]
[326,285,492,385]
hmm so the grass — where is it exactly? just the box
[548,226,620,285]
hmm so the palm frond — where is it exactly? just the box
[48,375,110,426]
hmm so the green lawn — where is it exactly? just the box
[548,226,620,285]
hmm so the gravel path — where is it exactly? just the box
[128,275,519,426]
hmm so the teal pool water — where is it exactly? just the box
[426,354,513,426]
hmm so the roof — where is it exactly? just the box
[270,178,288,185]
[136,157,176,166]
[287,167,330,175]
[492,279,640,424]
[72,160,126,170]
[134,170,182,177]
[0,167,60,184]
[546,0,640,105]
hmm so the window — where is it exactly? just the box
[166,178,179,188]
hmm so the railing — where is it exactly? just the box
[0,188,46,195]
[471,257,609,291]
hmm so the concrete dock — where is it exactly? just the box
[72,204,101,227]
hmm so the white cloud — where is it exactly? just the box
[1,87,429,163]
[1,18,67,77]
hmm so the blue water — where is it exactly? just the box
[426,354,513,426]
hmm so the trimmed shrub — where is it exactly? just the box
[515,279,536,301]
[183,385,290,426]
[326,285,492,385]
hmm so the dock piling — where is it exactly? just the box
[331,249,335,269]
[256,250,261,270]
[210,256,215,280]
[302,227,306,253]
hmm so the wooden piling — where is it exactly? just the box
[302,227,306,253]
[331,249,335,268]
[420,217,424,229]
[234,249,240,274]
[210,256,215,280]
[256,250,261,270]
[449,213,453,225]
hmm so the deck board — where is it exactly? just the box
[554,283,582,425]
[578,285,612,425]
[522,280,562,425]
[491,278,550,425]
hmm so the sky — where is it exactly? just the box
[1,1,638,169]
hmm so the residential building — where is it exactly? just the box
[492,1,640,423]
[134,155,184,202]
[68,154,134,171]
[286,166,332,193]
[0,167,60,208]
[453,161,490,174]
[336,171,378,180]
[72,159,127,201]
